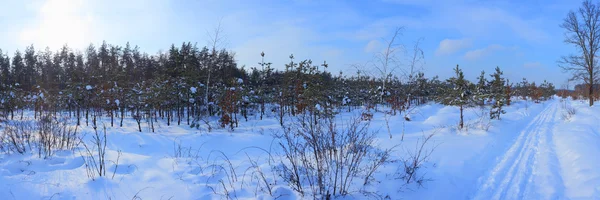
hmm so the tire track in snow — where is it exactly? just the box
[472,101,565,200]
[523,101,565,200]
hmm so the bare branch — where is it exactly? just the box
[560,0,600,106]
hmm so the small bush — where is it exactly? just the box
[561,101,576,121]
[0,121,35,154]
[81,126,108,180]
[0,113,80,158]
[275,113,393,199]
[397,133,437,187]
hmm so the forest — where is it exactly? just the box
[0,42,557,133]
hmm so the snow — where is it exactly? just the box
[342,96,350,105]
[315,103,322,111]
[553,100,600,199]
[190,87,197,94]
[1,98,599,199]
[86,85,93,90]
[115,99,120,106]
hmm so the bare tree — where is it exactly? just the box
[559,0,600,106]
[205,19,228,114]
[373,27,404,104]
[404,38,425,107]
[361,27,425,139]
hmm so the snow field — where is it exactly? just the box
[0,98,599,199]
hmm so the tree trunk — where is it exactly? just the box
[151,112,155,132]
[76,107,80,126]
[260,101,265,120]
[459,104,464,129]
[120,106,124,127]
[177,105,181,126]
[590,78,594,106]
[167,110,171,126]
[110,109,114,127]
[187,104,190,125]
[85,108,89,126]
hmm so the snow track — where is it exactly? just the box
[473,101,565,200]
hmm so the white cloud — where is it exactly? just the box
[19,0,96,49]
[524,61,542,68]
[364,40,381,53]
[435,38,471,56]
[463,44,505,60]
[384,1,550,43]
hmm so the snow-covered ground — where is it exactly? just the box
[0,98,599,199]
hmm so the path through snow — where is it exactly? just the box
[472,100,566,200]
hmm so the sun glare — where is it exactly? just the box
[20,0,92,50]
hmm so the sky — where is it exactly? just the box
[0,0,585,87]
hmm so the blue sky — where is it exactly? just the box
[0,0,583,87]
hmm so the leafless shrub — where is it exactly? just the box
[244,153,273,196]
[0,121,35,154]
[468,107,492,132]
[561,101,576,121]
[397,132,438,187]
[0,113,79,158]
[111,150,122,180]
[80,126,108,180]
[205,150,239,199]
[37,114,80,158]
[172,138,203,160]
[131,187,152,200]
[274,113,393,199]
[240,146,277,197]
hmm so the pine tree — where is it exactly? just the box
[489,66,506,120]
[0,49,11,118]
[505,79,513,106]
[519,78,530,100]
[531,82,542,103]
[257,51,273,120]
[474,71,488,106]
[540,80,555,100]
[0,49,10,87]
[445,65,471,129]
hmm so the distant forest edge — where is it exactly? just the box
[0,42,558,132]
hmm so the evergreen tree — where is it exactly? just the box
[474,70,488,106]
[489,66,506,120]
[445,65,471,129]
[23,45,38,91]
[505,79,513,106]
[0,49,10,87]
[0,49,11,118]
[85,44,100,85]
[519,78,530,100]
[12,51,25,88]
[540,80,556,100]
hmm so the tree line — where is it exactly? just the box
[0,42,555,132]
